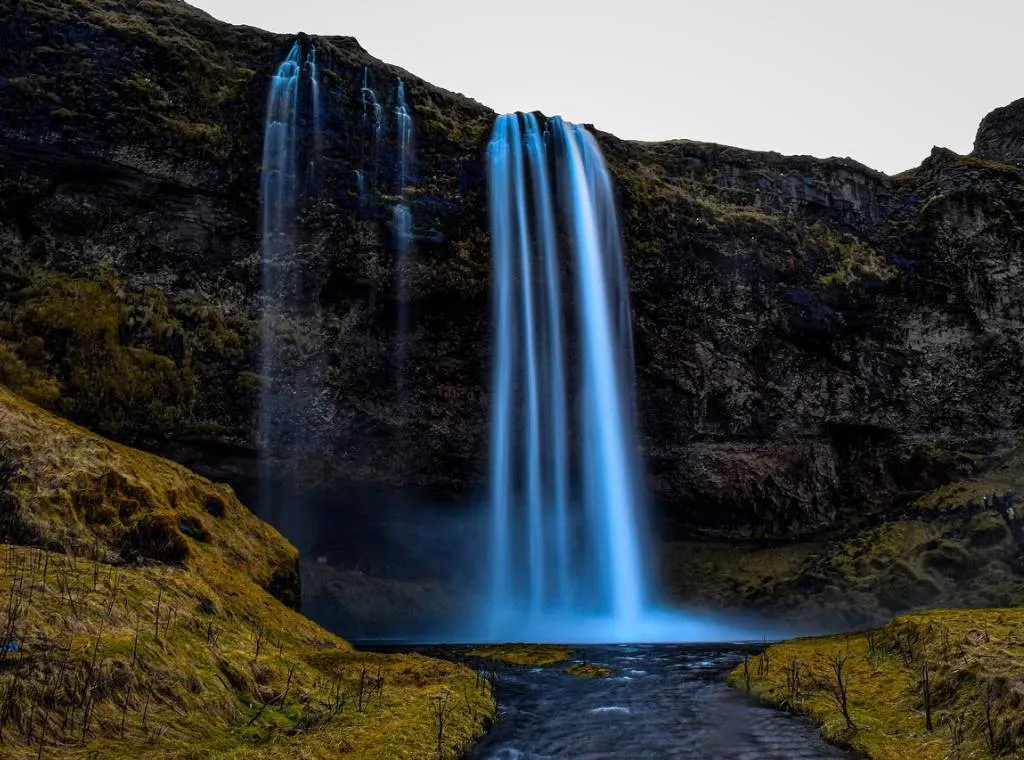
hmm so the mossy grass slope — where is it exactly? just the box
[730,609,1024,759]
[0,385,494,758]
[0,382,295,606]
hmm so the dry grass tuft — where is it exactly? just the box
[463,645,574,667]
[563,662,614,679]
[0,386,495,758]
[731,609,1024,759]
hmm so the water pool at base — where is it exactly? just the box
[437,645,853,760]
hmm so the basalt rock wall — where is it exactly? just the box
[2,0,1024,539]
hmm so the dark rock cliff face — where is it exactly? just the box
[614,137,1024,537]
[974,97,1024,163]
[2,0,1023,543]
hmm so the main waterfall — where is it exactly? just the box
[486,113,650,639]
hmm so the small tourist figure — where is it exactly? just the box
[983,494,989,509]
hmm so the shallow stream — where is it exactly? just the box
[454,645,853,760]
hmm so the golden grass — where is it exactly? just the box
[0,545,492,759]
[0,383,295,609]
[0,386,495,758]
[730,609,1024,759]
[563,663,614,679]
[463,645,574,667]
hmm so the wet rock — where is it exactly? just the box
[966,512,1012,549]
[872,560,940,612]
[920,540,971,579]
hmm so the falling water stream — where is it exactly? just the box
[358,66,383,206]
[258,41,303,502]
[480,113,776,645]
[486,113,650,640]
[258,40,323,519]
[393,77,414,249]
[393,78,414,414]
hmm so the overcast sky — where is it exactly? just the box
[188,0,1022,175]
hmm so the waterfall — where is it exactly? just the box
[392,78,415,418]
[485,113,649,638]
[355,169,366,203]
[360,66,383,206]
[554,118,646,623]
[393,77,414,251]
[257,40,323,520]
[259,41,303,474]
[523,113,570,608]
[306,46,323,187]
[361,66,384,145]
[308,47,323,138]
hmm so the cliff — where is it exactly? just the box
[973,96,1024,163]
[2,0,1024,547]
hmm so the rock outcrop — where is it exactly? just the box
[974,96,1024,162]
[2,0,1023,547]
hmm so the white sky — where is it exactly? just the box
[187,0,1023,175]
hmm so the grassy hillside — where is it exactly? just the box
[731,609,1024,759]
[0,385,493,758]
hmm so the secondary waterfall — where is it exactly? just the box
[258,40,323,517]
[486,113,649,638]
[392,77,414,252]
[306,46,323,187]
[392,78,414,413]
[359,66,383,207]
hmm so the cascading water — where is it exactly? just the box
[392,78,415,413]
[305,46,323,188]
[258,40,323,523]
[479,113,753,644]
[359,66,383,206]
[485,113,652,641]
[392,77,414,251]
[362,66,384,144]
[259,41,303,489]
